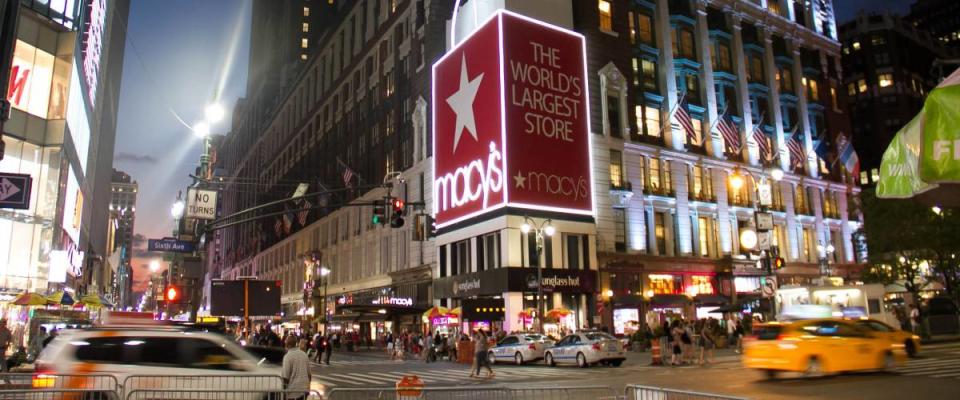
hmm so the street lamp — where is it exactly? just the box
[192,121,210,138]
[149,259,161,273]
[204,103,226,124]
[521,217,555,333]
[319,266,331,329]
[817,242,836,278]
[171,200,185,219]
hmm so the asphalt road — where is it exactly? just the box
[309,342,960,399]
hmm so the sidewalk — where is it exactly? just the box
[622,347,741,365]
[922,334,960,344]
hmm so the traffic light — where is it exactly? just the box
[774,257,785,270]
[390,197,405,228]
[165,286,181,303]
[413,214,435,241]
[372,200,386,225]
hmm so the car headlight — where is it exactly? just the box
[911,335,920,340]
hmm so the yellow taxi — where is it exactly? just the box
[851,318,921,358]
[743,319,907,379]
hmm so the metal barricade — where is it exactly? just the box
[625,385,749,400]
[0,389,117,400]
[122,374,284,393]
[326,385,620,400]
[125,389,323,400]
[0,373,119,392]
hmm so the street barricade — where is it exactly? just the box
[625,385,749,400]
[0,373,119,393]
[326,385,619,400]
[125,389,322,400]
[0,389,116,400]
[121,374,284,393]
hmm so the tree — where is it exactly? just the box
[860,188,960,304]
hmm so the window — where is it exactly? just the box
[748,54,764,83]
[857,79,867,93]
[303,6,310,16]
[698,217,711,257]
[74,337,130,364]
[806,78,819,101]
[712,42,732,72]
[776,66,793,93]
[654,213,666,255]
[565,234,584,269]
[302,23,309,33]
[139,338,183,367]
[598,1,613,31]
[637,12,654,44]
[673,27,695,59]
[185,339,240,370]
[634,58,658,92]
[638,105,661,138]
[802,227,815,262]
[614,210,627,252]
[7,40,62,118]
[871,35,886,46]
[609,150,624,188]
[878,74,893,88]
[301,38,308,49]
[851,41,861,51]
[607,95,622,137]
[647,157,661,190]
[649,273,681,294]
[874,52,890,65]
[847,82,856,96]
[628,11,636,43]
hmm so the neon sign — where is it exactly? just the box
[82,0,106,105]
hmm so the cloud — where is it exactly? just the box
[115,152,158,164]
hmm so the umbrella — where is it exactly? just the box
[877,67,960,206]
[46,291,75,306]
[79,293,114,309]
[517,308,538,319]
[12,292,48,306]
[448,307,462,317]
[545,307,572,320]
[422,306,449,320]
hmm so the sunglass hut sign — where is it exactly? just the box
[432,11,594,229]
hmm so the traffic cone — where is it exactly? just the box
[650,337,662,366]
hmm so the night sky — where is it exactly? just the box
[110,0,915,292]
[112,0,250,290]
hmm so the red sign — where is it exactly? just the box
[432,11,593,228]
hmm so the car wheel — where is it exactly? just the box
[905,340,917,358]
[611,360,623,367]
[804,357,823,378]
[514,352,524,365]
[488,351,497,365]
[882,352,897,372]
[764,369,779,380]
[545,352,556,367]
[576,352,588,368]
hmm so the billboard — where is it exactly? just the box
[210,280,281,317]
[432,10,592,229]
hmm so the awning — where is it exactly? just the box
[693,294,729,305]
[650,294,692,307]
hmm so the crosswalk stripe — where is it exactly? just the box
[931,371,960,378]
[319,374,375,385]
[326,373,391,385]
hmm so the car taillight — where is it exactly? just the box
[32,374,56,389]
[592,343,602,351]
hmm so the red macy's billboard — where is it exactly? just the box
[432,10,593,229]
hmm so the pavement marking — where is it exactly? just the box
[325,372,389,385]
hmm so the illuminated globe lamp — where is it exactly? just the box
[729,171,745,191]
[740,229,758,251]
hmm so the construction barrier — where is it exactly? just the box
[626,384,750,400]
[650,337,663,365]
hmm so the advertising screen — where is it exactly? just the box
[61,166,83,244]
[7,41,55,118]
[432,10,592,229]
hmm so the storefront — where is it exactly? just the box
[434,267,598,334]
[331,283,431,340]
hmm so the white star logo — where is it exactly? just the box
[513,171,526,189]
[446,54,484,152]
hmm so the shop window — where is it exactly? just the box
[7,40,66,119]
[648,274,682,294]
[610,272,641,295]
[688,275,714,296]
[598,0,613,32]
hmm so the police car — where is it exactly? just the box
[486,333,553,365]
[543,332,625,368]
[35,327,284,399]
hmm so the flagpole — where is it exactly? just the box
[706,101,729,135]
[659,91,687,136]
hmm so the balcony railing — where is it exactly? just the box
[729,196,752,208]
[689,191,717,203]
[643,184,675,197]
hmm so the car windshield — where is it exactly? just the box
[755,325,784,340]
[585,333,616,341]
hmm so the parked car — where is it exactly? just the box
[543,332,625,368]
[35,327,283,399]
[487,333,553,365]
[852,318,921,357]
[743,319,906,379]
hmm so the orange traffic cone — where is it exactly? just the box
[651,337,662,366]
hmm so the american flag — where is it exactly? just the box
[753,124,771,161]
[787,127,806,168]
[342,167,354,188]
[717,114,740,153]
[297,198,311,225]
[282,211,292,234]
[675,96,698,146]
[274,217,283,237]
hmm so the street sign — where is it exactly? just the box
[756,212,773,231]
[757,231,771,251]
[758,181,772,207]
[761,276,778,298]
[186,188,218,220]
[148,238,195,253]
[0,173,32,210]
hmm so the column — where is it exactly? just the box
[626,154,647,252]
[714,169,733,254]
[729,14,756,165]
[811,188,826,258]
[690,209,701,256]
[502,292,524,333]
[760,27,788,172]
[781,181,801,260]
[838,190,855,263]
[790,40,818,177]
[695,2,721,157]
[646,205,658,255]
[672,161,693,255]
[655,0,683,151]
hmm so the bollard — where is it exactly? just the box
[396,374,424,399]
[650,337,662,365]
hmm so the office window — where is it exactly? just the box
[637,12,653,44]
[878,74,893,88]
[663,159,672,192]
[638,58,657,92]
[599,1,613,31]
[609,150,624,188]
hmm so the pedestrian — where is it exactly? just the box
[281,336,311,400]
[0,319,11,373]
[680,321,694,364]
[669,321,683,366]
[733,320,744,353]
[323,333,333,365]
[909,304,921,334]
[470,330,494,378]
[699,321,716,365]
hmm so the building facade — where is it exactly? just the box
[217,0,862,337]
[109,168,137,307]
[0,0,128,300]
[904,0,960,54]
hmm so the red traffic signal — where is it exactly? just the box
[774,257,785,269]
[391,198,405,214]
[165,286,180,302]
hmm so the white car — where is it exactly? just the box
[35,327,284,399]
[487,333,553,365]
[543,332,625,368]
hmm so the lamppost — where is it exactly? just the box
[520,217,555,333]
[728,166,783,273]
[319,266,331,331]
[817,242,836,279]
